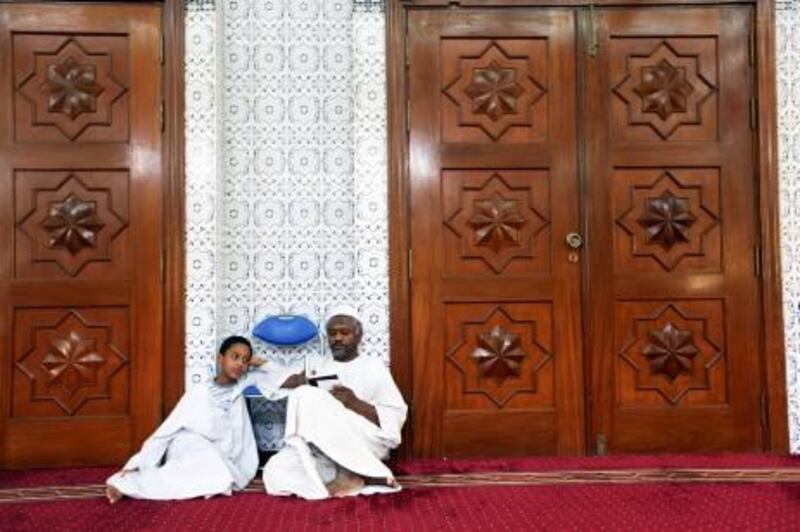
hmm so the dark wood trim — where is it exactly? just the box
[755,0,788,453]
[162,0,186,414]
[387,0,787,457]
[387,0,413,459]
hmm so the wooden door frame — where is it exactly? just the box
[163,0,186,414]
[386,0,789,454]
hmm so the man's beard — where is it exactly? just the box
[331,344,356,360]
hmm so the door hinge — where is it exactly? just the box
[754,244,762,278]
[760,388,769,432]
[748,30,755,66]
[405,64,411,137]
[750,97,758,130]
[160,100,166,133]
[596,433,608,456]
[160,252,166,283]
[408,248,413,281]
[160,32,166,65]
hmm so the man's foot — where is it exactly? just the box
[364,476,400,489]
[326,470,365,498]
[105,485,123,505]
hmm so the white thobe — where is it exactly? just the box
[107,369,283,500]
[262,356,407,500]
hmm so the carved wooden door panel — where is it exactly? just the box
[584,7,764,452]
[408,10,584,457]
[0,4,163,466]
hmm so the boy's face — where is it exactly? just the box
[218,342,252,381]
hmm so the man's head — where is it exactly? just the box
[217,335,253,383]
[326,314,362,362]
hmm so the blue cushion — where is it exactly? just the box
[243,385,263,398]
[253,314,318,346]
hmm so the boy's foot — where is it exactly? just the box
[326,470,365,498]
[106,485,123,505]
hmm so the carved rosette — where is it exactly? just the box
[445,173,548,273]
[633,59,694,121]
[464,61,523,121]
[638,191,696,250]
[45,57,105,120]
[468,195,526,254]
[616,171,718,271]
[15,310,127,415]
[446,307,551,408]
[642,322,699,380]
[444,42,545,140]
[613,41,715,139]
[17,173,127,276]
[619,304,723,404]
[42,331,104,393]
[17,38,126,140]
[41,194,105,255]
[472,325,527,381]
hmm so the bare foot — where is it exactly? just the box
[364,476,400,489]
[326,470,365,498]
[106,485,123,505]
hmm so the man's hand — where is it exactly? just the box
[281,371,307,389]
[249,356,267,368]
[330,385,358,408]
[329,385,380,427]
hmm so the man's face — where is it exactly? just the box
[327,318,361,361]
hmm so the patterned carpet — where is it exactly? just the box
[3,467,800,503]
[2,456,800,530]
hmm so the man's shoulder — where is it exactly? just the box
[353,354,391,372]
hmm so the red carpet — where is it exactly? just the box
[1,455,800,530]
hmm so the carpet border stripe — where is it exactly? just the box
[3,468,800,503]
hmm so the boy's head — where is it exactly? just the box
[217,335,253,382]
[325,314,362,361]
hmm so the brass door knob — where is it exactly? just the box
[566,232,584,249]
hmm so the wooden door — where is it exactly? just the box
[408,10,584,457]
[585,6,764,453]
[0,4,164,467]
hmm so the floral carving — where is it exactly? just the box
[633,59,693,120]
[17,172,127,276]
[443,42,545,140]
[44,57,104,120]
[41,194,105,255]
[469,195,525,254]
[613,41,715,139]
[14,309,128,415]
[642,322,699,381]
[16,38,126,140]
[41,331,104,395]
[637,191,696,250]
[615,171,719,272]
[445,173,548,274]
[464,61,522,121]
[472,325,527,381]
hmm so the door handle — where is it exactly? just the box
[565,232,584,250]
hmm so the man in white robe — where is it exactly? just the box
[263,314,407,500]
[106,337,286,502]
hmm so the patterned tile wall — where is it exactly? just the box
[185,0,388,448]
[776,0,800,452]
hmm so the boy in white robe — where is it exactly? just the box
[105,336,285,503]
[262,314,407,500]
